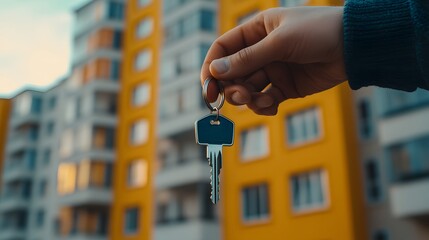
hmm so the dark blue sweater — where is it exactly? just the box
[343,0,429,91]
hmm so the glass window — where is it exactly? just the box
[134,50,152,71]
[39,180,47,197]
[365,159,382,202]
[136,18,154,39]
[14,93,31,115]
[46,122,54,136]
[31,96,42,114]
[60,130,74,158]
[160,58,176,81]
[240,126,269,160]
[200,10,215,31]
[43,149,51,165]
[280,0,308,7]
[132,83,151,107]
[286,107,321,146]
[124,207,139,234]
[178,47,200,74]
[48,96,56,110]
[130,120,149,145]
[113,30,122,49]
[242,184,269,221]
[127,160,148,187]
[110,60,121,80]
[181,85,200,112]
[107,2,124,20]
[57,163,77,195]
[358,100,372,139]
[35,209,45,227]
[290,169,328,212]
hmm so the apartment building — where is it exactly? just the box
[219,0,366,240]
[55,0,124,239]
[110,0,160,239]
[0,99,10,191]
[112,0,218,239]
[0,1,124,240]
[354,87,429,240]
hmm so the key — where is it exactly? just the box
[195,113,234,204]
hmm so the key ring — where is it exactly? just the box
[202,77,225,112]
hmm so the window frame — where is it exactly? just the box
[241,183,270,224]
[285,106,323,148]
[239,125,270,161]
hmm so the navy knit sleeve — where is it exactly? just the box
[343,0,429,91]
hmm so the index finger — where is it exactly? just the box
[200,12,269,100]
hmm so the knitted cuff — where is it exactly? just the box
[343,0,422,91]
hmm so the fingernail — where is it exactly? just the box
[256,96,273,108]
[211,58,230,74]
[232,91,246,104]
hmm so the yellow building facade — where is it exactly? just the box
[220,0,367,240]
[111,0,160,239]
[0,99,10,190]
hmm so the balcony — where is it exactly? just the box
[59,188,112,207]
[379,106,429,146]
[158,107,207,138]
[10,113,39,128]
[156,160,210,190]
[6,136,37,154]
[62,149,115,163]
[155,220,218,240]
[0,196,29,212]
[390,177,429,218]
[0,227,26,240]
[2,162,33,182]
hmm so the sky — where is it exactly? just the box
[0,0,88,98]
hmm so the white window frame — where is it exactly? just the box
[290,169,330,214]
[241,184,270,223]
[286,107,323,147]
[240,126,269,161]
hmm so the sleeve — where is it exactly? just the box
[343,0,429,91]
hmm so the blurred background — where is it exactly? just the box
[0,0,428,240]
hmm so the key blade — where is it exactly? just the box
[208,145,222,204]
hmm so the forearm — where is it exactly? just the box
[343,0,429,91]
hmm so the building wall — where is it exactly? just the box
[111,0,160,239]
[219,1,366,239]
[0,99,10,191]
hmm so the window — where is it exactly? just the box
[107,2,124,20]
[57,163,77,195]
[373,230,389,240]
[132,83,151,107]
[127,160,148,187]
[286,107,321,146]
[124,207,139,235]
[35,209,45,227]
[93,126,115,150]
[200,10,215,31]
[60,130,73,158]
[46,122,54,136]
[136,18,154,39]
[134,50,152,71]
[15,93,31,115]
[43,149,51,165]
[130,120,149,145]
[138,0,151,7]
[160,58,175,81]
[113,30,122,49]
[110,60,121,80]
[242,184,269,221]
[48,96,56,110]
[280,0,308,7]
[290,169,328,213]
[27,150,37,170]
[365,159,382,202]
[358,100,372,139]
[240,126,269,160]
[39,180,47,197]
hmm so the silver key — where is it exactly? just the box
[195,113,234,204]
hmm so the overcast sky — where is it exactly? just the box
[0,0,88,98]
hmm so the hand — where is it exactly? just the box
[200,7,347,116]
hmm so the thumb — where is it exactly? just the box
[209,36,277,80]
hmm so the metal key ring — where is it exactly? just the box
[202,77,225,112]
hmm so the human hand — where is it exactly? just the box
[201,7,347,116]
